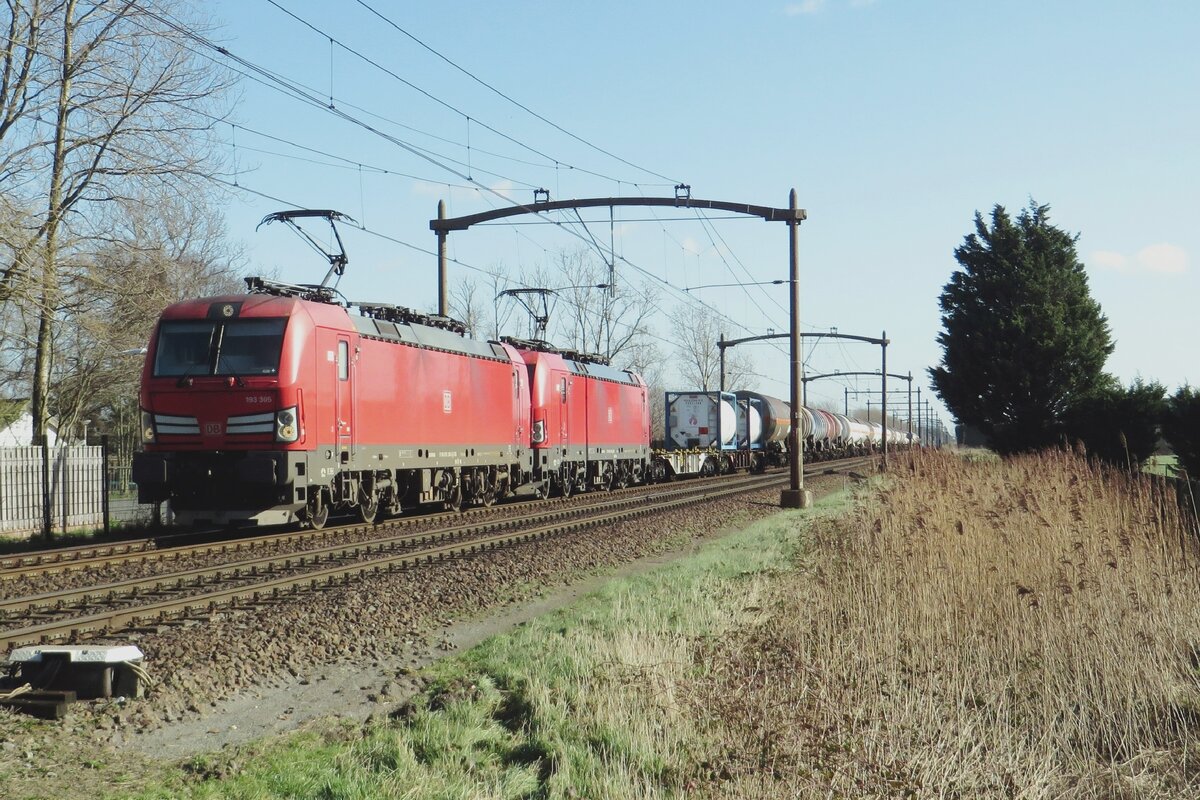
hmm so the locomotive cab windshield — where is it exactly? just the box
[153,318,288,378]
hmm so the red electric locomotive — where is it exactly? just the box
[132,280,532,528]
[510,341,651,497]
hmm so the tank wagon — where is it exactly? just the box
[655,387,914,479]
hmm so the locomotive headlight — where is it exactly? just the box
[531,419,545,444]
[140,410,156,444]
[275,406,299,443]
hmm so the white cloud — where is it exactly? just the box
[785,0,825,15]
[1089,244,1189,275]
[1135,243,1189,274]
[1089,250,1129,272]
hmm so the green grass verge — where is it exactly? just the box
[120,489,853,800]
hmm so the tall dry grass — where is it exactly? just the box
[690,449,1200,798]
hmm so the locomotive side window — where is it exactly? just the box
[338,340,349,381]
[153,318,287,377]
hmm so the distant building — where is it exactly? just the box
[0,400,59,446]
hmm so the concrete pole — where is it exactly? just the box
[781,189,811,509]
[917,386,923,444]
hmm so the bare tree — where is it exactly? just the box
[0,1,54,186]
[448,267,529,342]
[667,303,754,391]
[810,399,841,414]
[549,248,657,362]
[0,0,233,442]
[49,187,242,446]
[447,277,484,338]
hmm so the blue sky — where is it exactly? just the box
[206,0,1198,427]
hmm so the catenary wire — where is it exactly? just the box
[119,4,845,391]
[349,0,681,186]
[261,0,676,189]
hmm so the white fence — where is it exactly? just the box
[0,445,106,534]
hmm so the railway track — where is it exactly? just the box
[0,494,545,582]
[0,456,874,651]
[0,456,873,584]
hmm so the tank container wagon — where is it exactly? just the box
[655,391,767,478]
[733,390,793,467]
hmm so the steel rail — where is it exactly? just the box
[1,454,867,581]
[0,538,156,572]
[0,455,877,584]
[0,475,661,581]
[0,473,778,623]
[0,473,793,649]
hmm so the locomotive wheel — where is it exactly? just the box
[560,469,574,498]
[307,495,329,530]
[480,469,498,507]
[447,486,465,513]
[477,469,494,507]
[533,479,550,500]
[358,495,379,524]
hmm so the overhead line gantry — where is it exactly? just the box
[431,188,814,507]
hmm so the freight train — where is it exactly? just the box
[132,280,906,529]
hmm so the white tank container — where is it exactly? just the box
[666,391,738,449]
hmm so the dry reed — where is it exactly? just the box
[689,449,1200,798]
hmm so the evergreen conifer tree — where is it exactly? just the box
[930,202,1113,454]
